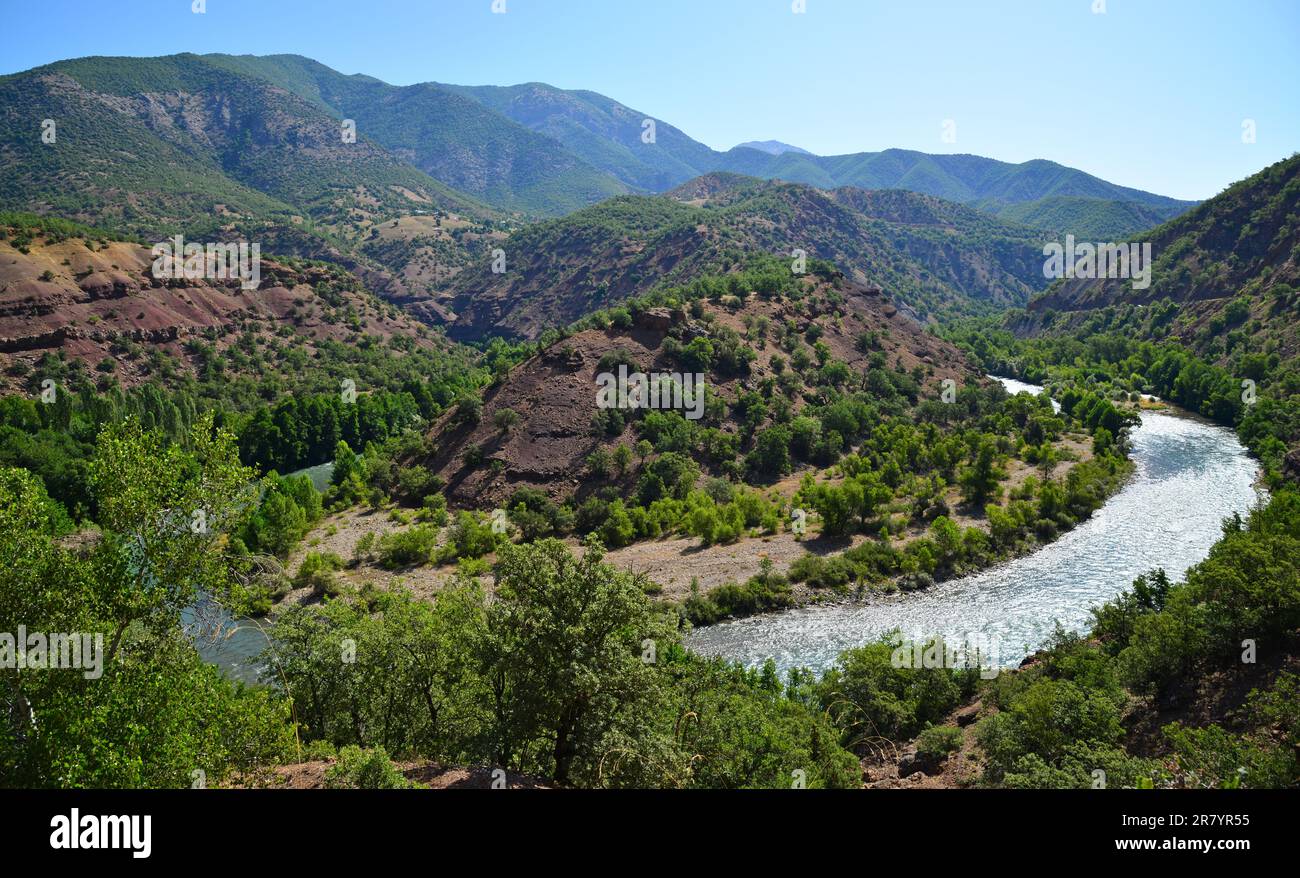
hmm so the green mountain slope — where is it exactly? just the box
[2,52,1196,233]
[439,78,1196,235]
[1021,154,1300,365]
[445,174,1051,339]
[973,195,1190,240]
[442,82,716,194]
[203,55,629,216]
[715,147,1196,212]
[0,54,494,237]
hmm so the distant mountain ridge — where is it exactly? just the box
[435,75,1197,234]
[0,54,496,232]
[201,56,629,216]
[0,52,1195,239]
[440,81,715,195]
[734,140,812,156]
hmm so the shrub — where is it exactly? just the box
[295,551,345,597]
[324,746,414,789]
[441,511,502,561]
[817,634,978,740]
[684,564,792,625]
[493,408,521,432]
[418,493,449,526]
[916,725,963,761]
[378,525,440,568]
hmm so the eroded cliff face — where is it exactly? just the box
[0,230,443,392]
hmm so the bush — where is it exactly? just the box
[324,746,414,789]
[493,408,520,432]
[683,564,793,625]
[295,551,345,597]
[441,511,502,561]
[378,525,440,568]
[455,397,483,427]
[916,725,963,761]
[817,634,978,741]
[977,677,1126,784]
[418,493,449,526]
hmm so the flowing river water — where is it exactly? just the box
[185,461,334,683]
[685,378,1264,674]
[194,381,1262,683]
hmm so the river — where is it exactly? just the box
[684,378,1263,674]
[194,384,1262,683]
[185,460,334,684]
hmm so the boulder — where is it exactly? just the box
[636,307,680,333]
[953,703,981,727]
[898,746,941,777]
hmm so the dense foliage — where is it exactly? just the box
[0,419,294,787]
[946,323,1300,482]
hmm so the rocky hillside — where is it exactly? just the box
[421,271,975,510]
[1019,154,1300,364]
[0,55,493,236]
[203,54,629,216]
[444,174,1051,340]
[0,215,448,392]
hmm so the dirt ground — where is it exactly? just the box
[244,760,549,790]
[281,507,462,606]
[280,429,1101,612]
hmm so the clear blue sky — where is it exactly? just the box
[2,0,1296,200]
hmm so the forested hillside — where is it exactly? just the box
[445,175,1050,339]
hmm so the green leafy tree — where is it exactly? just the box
[477,539,675,784]
[1,418,293,787]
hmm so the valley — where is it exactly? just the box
[1,32,1297,800]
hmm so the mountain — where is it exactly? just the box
[0,50,1201,334]
[203,56,630,216]
[440,79,1193,224]
[709,148,1198,238]
[713,148,1192,208]
[440,81,716,195]
[1,52,1196,239]
[734,140,812,156]
[418,270,976,510]
[971,195,1191,240]
[0,54,495,236]
[0,54,541,315]
[1020,154,1300,363]
[443,173,1051,340]
[440,80,1196,237]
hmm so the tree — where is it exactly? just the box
[929,515,963,570]
[1,418,293,787]
[253,487,308,558]
[455,396,483,427]
[612,443,633,476]
[586,447,613,479]
[599,501,636,548]
[493,408,520,434]
[331,440,363,488]
[747,426,792,477]
[852,471,892,527]
[808,481,857,537]
[959,438,1006,506]
[477,539,674,784]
